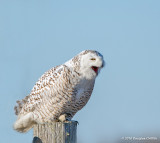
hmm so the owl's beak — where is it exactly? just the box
[91,66,99,74]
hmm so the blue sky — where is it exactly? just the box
[0,0,160,143]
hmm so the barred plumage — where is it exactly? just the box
[13,50,105,132]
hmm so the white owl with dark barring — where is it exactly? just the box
[13,50,105,132]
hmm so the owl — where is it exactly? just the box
[13,50,105,132]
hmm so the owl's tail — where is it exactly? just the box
[13,112,35,133]
[14,95,29,115]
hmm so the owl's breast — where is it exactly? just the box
[75,78,95,99]
[68,78,95,112]
[56,72,95,117]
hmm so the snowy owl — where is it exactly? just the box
[13,50,105,132]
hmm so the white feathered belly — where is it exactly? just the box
[32,88,92,123]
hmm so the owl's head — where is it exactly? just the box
[71,50,105,79]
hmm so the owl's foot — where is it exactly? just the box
[58,114,67,122]
[58,113,72,122]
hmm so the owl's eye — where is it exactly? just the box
[90,58,96,61]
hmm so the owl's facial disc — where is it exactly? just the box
[91,66,99,74]
[78,50,105,79]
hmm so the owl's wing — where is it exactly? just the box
[14,65,71,116]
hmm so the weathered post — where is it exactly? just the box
[32,121,78,143]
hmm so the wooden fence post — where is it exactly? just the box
[32,121,78,143]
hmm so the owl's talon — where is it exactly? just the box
[65,118,71,122]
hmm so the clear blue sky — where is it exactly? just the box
[0,0,160,143]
